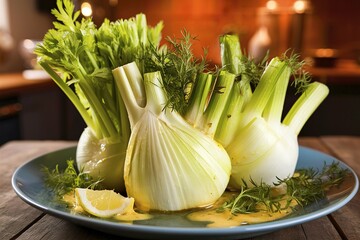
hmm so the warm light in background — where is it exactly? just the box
[81,2,93,17]
[315,48,337,58]
[22,39,36,50]
[266,0,278,11]
[293,0,310,14]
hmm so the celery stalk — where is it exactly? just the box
[185,73,214,127]
[184,71,235,136]
[39,61,95,133]
[220,34,242,74]
[240,58,288,127]
[262,65,292,125]
[215,80,247,146]
[200,71,236,136]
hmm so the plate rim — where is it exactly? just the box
[11,145,359,239]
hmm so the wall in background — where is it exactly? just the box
[111,0,267,64]
[1,0,360,72]
[0,0,10,31]
[111,0,360,64]
[0,0,53,73]
[304,0,360,58]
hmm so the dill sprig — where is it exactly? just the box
[281,50,312,94]
[238,52,268,87]
[229,49,312,95]
[218,162,349,215]
[219,182,285,214]
[143,30,207,114]
[42,160,102,198]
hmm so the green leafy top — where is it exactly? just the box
[51,0,79,32]
[35,0,163,141]
[281,51,312,94]
[142,30,207,114]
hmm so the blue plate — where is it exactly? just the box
[12,146,359,239]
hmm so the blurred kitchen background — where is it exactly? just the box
[1,0,360,145]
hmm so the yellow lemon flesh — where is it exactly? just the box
[75,188,134,218]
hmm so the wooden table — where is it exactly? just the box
[0,72,53,98]
[1,137,359,240]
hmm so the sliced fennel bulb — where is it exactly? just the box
[113,62,231,211]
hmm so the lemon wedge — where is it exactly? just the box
[75,188,134,218]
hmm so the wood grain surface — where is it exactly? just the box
[0,138,359,240]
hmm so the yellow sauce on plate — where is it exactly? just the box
[62,190,294,227]
[187,192,294,228]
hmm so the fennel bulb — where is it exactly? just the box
[225,57,329,189]
[226,118,299,189]
[204,35,330,190]
[76,127,128,192]
[113,62,231,211]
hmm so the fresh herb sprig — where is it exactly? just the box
[42,160,102,198]
[281,50,312,94]
[143,30,207,114]
[218,162,349,215]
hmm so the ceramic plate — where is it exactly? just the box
[12,146,359,239]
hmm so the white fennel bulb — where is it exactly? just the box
[226,118,298,189]
[76,127,128,192]
[224,57,329,189]
[113,62,231,211]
